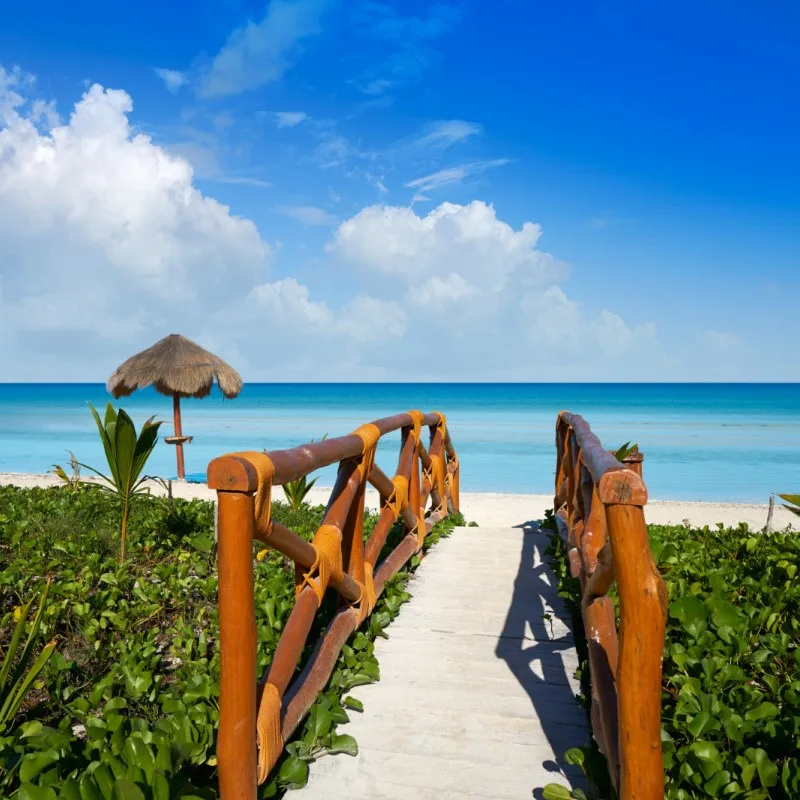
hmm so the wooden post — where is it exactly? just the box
[173,393,186,481]
[765,494,775,534]
[216,490,258,800]
[605,503,667,800]
[622,450,644,479]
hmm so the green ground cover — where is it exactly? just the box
[0,484,463,799]
[545,514,800,800]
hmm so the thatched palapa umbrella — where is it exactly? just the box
[107,334,242,480]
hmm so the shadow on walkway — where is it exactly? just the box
[495,520,590,797]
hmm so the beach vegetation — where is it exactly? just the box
[0,483,462,798]
[282,475,319,512]
[78,403,162,562]
[545,513,800,799]
[777,494,800,518]
[612,441,639,462]
[1,580,57,734]
[49,451,83,492]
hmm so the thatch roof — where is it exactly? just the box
[107,334,242,399]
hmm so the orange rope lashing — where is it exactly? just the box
[356,561,377,624]
[352,423,380,481]
[298,524,343,604]
[432,411,447,444]
[408,410,424,446]
[416,517,427,549]
[386,474,408,519]
[256,682,283,784]
[239,451,276,561]
[239,451,275,535]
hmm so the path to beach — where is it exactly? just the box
[1,473,793,531]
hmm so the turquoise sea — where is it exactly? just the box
[0,384,798,502]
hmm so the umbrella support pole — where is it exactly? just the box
[173,394,185,481]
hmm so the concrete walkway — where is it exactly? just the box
[294,525,589,799]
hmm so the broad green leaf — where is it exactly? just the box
[79,773,104,800]
[342,696,364,712]
[746,748,779,788]
[707,596,743,628]
[19,749,60,782]
[306,704,333,740]
[327,734,358,757]
[18,784,58,800]
[564,747,585,767]
[783,759,800,794]
[689,741,723,780]
[670,595,707,624]
[278,755,309,789]
[59,778,83,800]
[542,785,573,800]
[688,711,713,738]
[111,779,146,800]
[744,702,779,722]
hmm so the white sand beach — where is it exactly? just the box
[1,472,794,532]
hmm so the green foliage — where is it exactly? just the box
[0,483,466,798]
[777,494,800,518]
[547,517,800,799]
[49,452,82,492]
[282,476,318,513]
[79,403,163,561]
[1,581,56,733]
[612,441,639,462]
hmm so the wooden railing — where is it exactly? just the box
[555,412,667,800]
[207,411,459,799]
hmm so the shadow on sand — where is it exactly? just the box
[494,520,591,797]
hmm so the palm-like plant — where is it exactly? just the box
[283,475,319,512]
[778,494,800,517]
[613,441,640,462]
[50,449,82,491]
[0,581,56,733]
[80,403,162,561]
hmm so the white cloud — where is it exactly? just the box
[409,273,479,310]
[279,205,338,226]
[272,110,309,128]
[329,201,564,293]
[405,159,510,192]
[250,278,332,327]
[198,0,328,98]
[355,78,395,96]
[154,68,186,93]
[406,120,482,151]
[248,279,405,343]
[0,68,270,367]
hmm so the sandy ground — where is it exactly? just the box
[0,472,793,532]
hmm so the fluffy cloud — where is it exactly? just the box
[0,67,270,366]
[330,201,566,295]
[198,0,329,98]
[248,279,406,344]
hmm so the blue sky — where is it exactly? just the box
[0,0,798,381]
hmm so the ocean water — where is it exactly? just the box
[0,383,798,502]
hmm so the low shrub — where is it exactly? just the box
[547,516,800,799]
